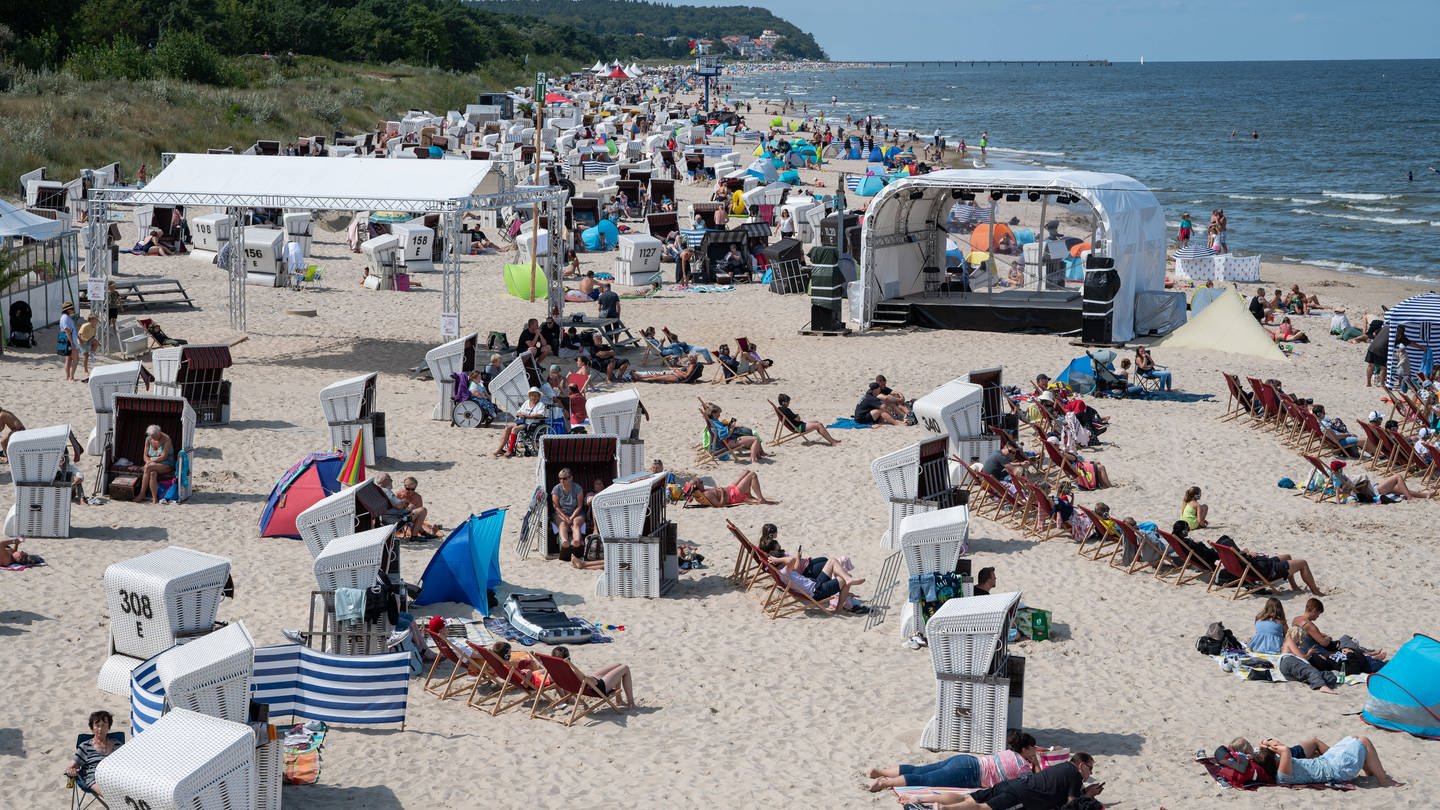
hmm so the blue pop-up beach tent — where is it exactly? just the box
[413,509,505,615]
[1363,634,1440,739]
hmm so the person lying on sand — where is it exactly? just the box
[1268,317,1309,343]
[865,730,1040,792]
[1255,736,1402,788]
[682,471,776,507]
[920,752,1103,809]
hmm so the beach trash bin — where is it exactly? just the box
[809,263,845,332]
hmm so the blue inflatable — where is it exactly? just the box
[582,219,620,251]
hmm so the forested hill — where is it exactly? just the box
[472,0,828,60]
[1,0,669,75]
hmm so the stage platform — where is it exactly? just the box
[887,288,1082,333]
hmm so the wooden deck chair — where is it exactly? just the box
[1037,439,1087,487]
[1207,543,1286,600]
[1275,397,1309,449]
[529,652,627,726]
[1383,387,1424,430]
[694,410,750,466]
[1110,520,1163,575]
[725,520,770,592]
[1153,529,1214,586]
[754,556,839,619]
[1246,378,1283,432]
[1419,441,1440,492]
[968,470,1023,525]
[768,399,808,446]
[1072,505,1120,561]
[709,355,762,384]
[1298,453,1341,503]
[1013,476,1064,541]
[988,424,1027,457]
[1356,420,1390,471]
[1220,372,1255,423]
[422,627,482,699]
[1382,426,1424,476]
[640,336,681,368]
[465,644,545,716]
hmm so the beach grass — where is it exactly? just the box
[0,56,549,187]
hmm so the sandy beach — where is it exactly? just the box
[3,98,1438,810]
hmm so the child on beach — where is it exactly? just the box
[1178,213,1193,247]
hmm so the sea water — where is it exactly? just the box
[726,59,1440,281]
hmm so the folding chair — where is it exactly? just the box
[68,731,125,809]
[753,555,840,619]
[1110,520,1164,575]
[1072,505,1120,561]
[1013,476,1065,541]
[1207,543,1286,600]
[1246,377,1284,432]
[1219,372,1255,423]
[1356,420,1390,471]
[1419,441,1440,493]
[640,336,681,368]
[421,627,482,699]
[725,520,770,591]
[1298,453,1341,503]
[768,400,808,446]
[967,470,1023,526]
[694,409,751,466]
[529,652,627,726]
[466,643,546,716]
[1381,426,1424,476]
[1154,529,1214,586]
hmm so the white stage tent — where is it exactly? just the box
[0,198,65,241]
[86,154,565,344]
[856,169,1166,341]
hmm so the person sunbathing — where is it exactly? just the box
[1268,317,1309,343]
[926,752,1102,809]
[736,341,773,382]
[1213,535,1324,595]
[646,326,714,362]
[1287,284,1321,315]
[550,645,635,708]
[1255,736,1401,787]
[756,524,865,611]
[633,353,704,384]
[702,402,768,461]
[775,393,839,445]
[1,537,41,566]
[394,476,440,539]
[1328,459,1430,503]
[865,730,1040,792]
[682,471,777,507]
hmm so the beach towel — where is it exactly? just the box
[333,587,365,622]
[282,722,328,785]
[892,786,977,809]
[826,417,874,430]
[1,561,43,571]
[688,284,736,294]
[1196,757,1356,791]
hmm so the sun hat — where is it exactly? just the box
[1329,459,1346,471]
[1367,410,1383,423]
[62,301,75,313]
[1037,390,1055,403]
[527,386,542,394]
[1421,427,1434,438]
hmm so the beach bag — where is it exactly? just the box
[56,330,71,355]
[1212,747,1269,787]
[582,534,604,563]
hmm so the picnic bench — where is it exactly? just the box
[82,278,195,312]
[568,314,642,350]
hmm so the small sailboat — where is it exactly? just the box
[1140,56,1145,65]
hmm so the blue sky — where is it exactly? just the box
[679,0,1440,62]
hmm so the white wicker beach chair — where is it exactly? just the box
[919,591,1022,753]
[488,355,535,415]
[424,333,478,421]
[87,361,146,455]
[593,473,675,598]
[103,546,231,661]
[617,438,646,478]
[153,623,254,723]
[319,372,383,465]
[5,476,73,538]
[587,388,644,439]
[6,423,70,483]
[295,479,378,559]
[255,737,283,810]
[871,437,957,549]
[94,709,256,810]
[897,506,971,638]
[313,525,394,592]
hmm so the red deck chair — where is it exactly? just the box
[1154,529,1214,586]
[466,643,546,716]
[1419,442,1440,491]
[752,555,839,619]
[1356,420,1390,471]
[1220,372,1256,423]
[726,519,770,592]
[422,627,482,700]
[969,469,1023,525]
[1072,504,1120,561]
[1207,543,1286,600]
[529,652,627,727]
[1110,520,1163,575]
[1381,427,1423,475]
[1013,476,1065,541]
[1246,378,1283,433]
[1298,453,1341,503]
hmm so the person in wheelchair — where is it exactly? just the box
[494,387,549,458]
[458,370,500,426]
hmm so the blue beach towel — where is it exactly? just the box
[827,417,871,430]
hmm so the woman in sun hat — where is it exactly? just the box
[58,301,79,381]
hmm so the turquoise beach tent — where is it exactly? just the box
[414,509,505,615]
[778,169,801,186]
[1362,634,1440,739]
[855,173,887,197]
[581,219,620,250]
[1055,356,1097,395]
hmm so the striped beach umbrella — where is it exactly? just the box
[1173,242,1216,260]
[338,432,366,486]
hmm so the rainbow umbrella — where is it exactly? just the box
[338,432,366,486]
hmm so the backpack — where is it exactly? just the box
[1198,622,1243,655]
[1212,746,1270,787]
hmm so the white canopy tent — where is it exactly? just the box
[0,198,65,241]
[856,169,1166,342]
[87,154,566,345]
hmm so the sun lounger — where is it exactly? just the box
[528,652,627,727]
[1072,504,1120,561]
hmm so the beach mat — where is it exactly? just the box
[1197,758,1356,791]
[827,417,881,430]
[283,722,328,785]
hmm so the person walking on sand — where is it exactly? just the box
[1178,213,1193,248]
[58,301,79,382]
[979,130,988,160]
